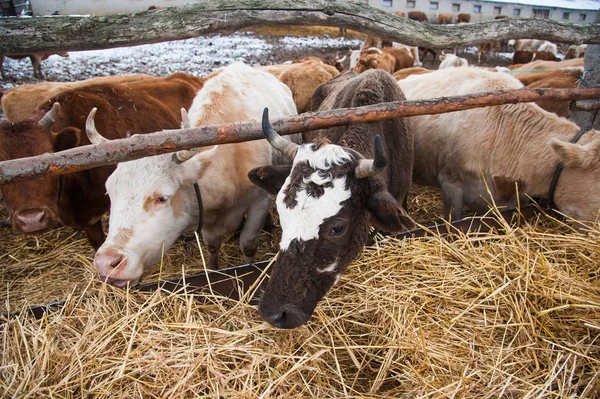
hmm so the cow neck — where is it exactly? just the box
[193,182,204,237]
[544,127,588,211]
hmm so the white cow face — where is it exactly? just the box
[94,148,215,287]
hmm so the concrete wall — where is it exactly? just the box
[31,0,197,16]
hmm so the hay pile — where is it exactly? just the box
[2,211,599,398]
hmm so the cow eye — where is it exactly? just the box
[329,223,347,236]
[156,195,169,203]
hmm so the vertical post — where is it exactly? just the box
[569,11,600,130]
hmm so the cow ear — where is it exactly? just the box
[493,175,526,202]
[53,127,81,152]
[248,165,292,196]
[366,189,415,233]
[549,137,595,169]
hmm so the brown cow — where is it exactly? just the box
[477,41,495,64]
[512,50,560,65]
[457,13,471,23]
[0,73,206,249]
[248,70,415,328]
[258,58,339,113]
[508,58,584,71]
[393,66,431,81]
[511,69,582,117]
[437,13,453,24]
[1,52,69,80]
[408,11,428,23]
[2,75,155,122]
[354,48,415,74]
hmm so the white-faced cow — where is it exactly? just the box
[398,67,600,223]
[248,70,415,329]
[91,63,298,287]
[0,73,205,249]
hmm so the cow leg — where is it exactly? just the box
[239,195,271,263]
[440,182,464,222]
[0,55,5,80]
[29,54,43,79]
[201,230,222,269]
[84,221,106,250]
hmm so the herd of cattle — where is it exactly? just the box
[0,32,596,328]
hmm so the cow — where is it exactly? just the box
[408,11,428,23]
[258,58,339,113]
[508,39,558,56]
[248,70,415,329]
[508,58,583,71]
[2,75,154,122]
[419,47,438,65]
[512,50,560,65]
[476,41,495,64]
[398,67,600,223]
[287,55,346,73]
[438,53,468,68]
[392,43,422,67]
[565,44,587,60]
[1,52,69,80]
[0,73,206,249]
[395,11,406,18]
[90,63,299,287]
[350,43,421,71]
[354,47,415,74]
[393,66,431,81]
[510,68,582,117]
[437,13,453,24]
[457,13,471,23]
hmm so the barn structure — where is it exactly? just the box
[25,0,600,23]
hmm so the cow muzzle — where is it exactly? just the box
[258,301,312,329]
[94,248,138,288]
[12,207,58,234]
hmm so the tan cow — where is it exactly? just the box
[90,64,299,287]
[398,67,600,224]
[476,41,495,64]
[258,58,339,113]
[508,58,584,71]
[2,75,155,122]
[457,13,471,23]
[1,52,69,80]
[393,67,431,81]
[354,48,415,74]
[437,13,453,24]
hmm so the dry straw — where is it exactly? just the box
[1,203,599,398]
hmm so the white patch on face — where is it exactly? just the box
[333,273,342,286]
[277,143,353,251]
[317,261,338,274]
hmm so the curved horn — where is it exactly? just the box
[262,107,299,160]
[335,54,347,63]
[38,102,61,129]
[85,108,109,144]
[181,108,191,129]
[355,135,388,179]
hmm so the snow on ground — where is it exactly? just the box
[0,32,362,91]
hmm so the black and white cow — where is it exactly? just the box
[249,70,415,329]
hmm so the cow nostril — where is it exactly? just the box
[110,255,126,269]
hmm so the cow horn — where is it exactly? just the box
[173,148,197,163]
[38,102,61,129]
[262,107,299,160]
[335,54,347,63]
[181,108,191,129]
[85,108,109,144]
[355,135,388,178]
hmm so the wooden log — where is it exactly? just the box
[0,87,599,185]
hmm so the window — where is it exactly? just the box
[562,12,570,20]
[533,9,550,19]
[406,0,416,8]
[430,2,439,10]
[513,8,520,16]
[452,3,460,12]
[473,5,481,13]
[383,0,392,7]
[580,13,587,21]
[493,7,502,14]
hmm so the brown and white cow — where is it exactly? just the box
[248,70,415,329]
[2,74,154,122]
[258,58,339,113]
[91,63,298,287]
[398,67,600,223]
[353,47,415,74]
[508,39,558,56]
[0,73,205,249]
[565,44,587,60]
[1,52,69,80]
[512,50,560,64]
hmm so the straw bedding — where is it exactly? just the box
[1,194,599,397]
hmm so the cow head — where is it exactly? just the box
[248,109,414,329]
[87,108,216,287]
[0,103,82,234]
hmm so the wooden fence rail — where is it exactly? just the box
[1,86,599,185]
